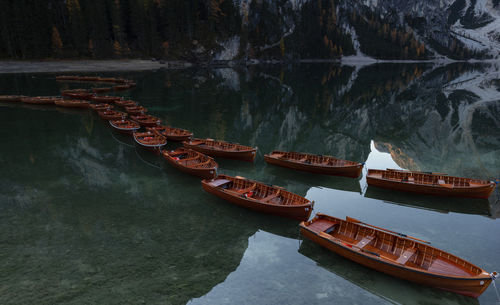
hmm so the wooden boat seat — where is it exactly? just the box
[261,191,280,202]
[236,184,257,194]
[298,156,308,162]
[355,235,375,249]
[192,160,211,168]
[180,156,200,162]
[208,179,231,187]
[408,177,415,183]
[396,248,417,265]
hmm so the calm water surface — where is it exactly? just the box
[1,63,500,305]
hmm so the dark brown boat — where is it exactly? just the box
[264,150,364,178]
[109,119,140,134]
[131,114,161,127]
[0,95,25,102]
[54,99,90,108]
[61,89,94,100]
[115,100,138,107]
[21,96,61,105]
[133,131,166,153]
[91,95,122,103]
[201,174,313,220]
[56,75,79,81]
[300,213,497,298]
[162,147,218,179]
[125,105,148,115]
[98,110,127,120]
[98,77,119,83]
[148,125,193,142]
[92,87,113,93]
[366,169,496,199]
[113,84,133,91]
[77,76,100,82]
[89,103,114,111]
[183,138,257,162]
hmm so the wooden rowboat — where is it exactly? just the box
[113,84,133,91]
[131,114,161,127]
[0,95,25,102]
[115,100,137,107]
[366,169,496,199]
[133,131,166,153]
[21,96,61,105]
[98,110,127,120]
[264,150,364,178]
[91,95,122,103]
[89,103,113,111]
[92,87,113,93]
[61,89,94,100]
[162,147,218,179]
[300,213,497,298]
[109,119,140,134]
[125,105,148,115]
[148,125,193,142]
[183,138,257,162]
[54,99,90,108]
[56,75,79,81]
[201,174,313,220]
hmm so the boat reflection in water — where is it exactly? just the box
[298,241,479,305]
[364,186,493,217]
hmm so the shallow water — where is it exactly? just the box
[1,63,500,305]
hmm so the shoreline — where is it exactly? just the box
[0,58,499,74]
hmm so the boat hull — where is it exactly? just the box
[300,226,492,298]
[264,155,363,178]
[201,180,313,220]
[184,142,256,162]
[163,155,217,180]
[366,176,495,199]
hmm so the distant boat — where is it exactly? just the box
[202,174,313,220]
[162,147,218,179]
[115,100,138,107]
[133,131,166,153]
[21,96,61,105]
[124,105,148,115]
[54,99,90,108]
[92,87,113,93]
[89,103,113,111]
[98,110,127,120]
[91,95,122,103]
[109,119,140,135]
[183,138,257,162]
[366,169,496,199]
[130,114,161,127]
[300,213,497,298]
[0,95,25,102]
[264,150,363,178]
[148,125,193,142]
[61,89,94,100]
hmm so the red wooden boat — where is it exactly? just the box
[89,103,113,111]
[56,75,78,81]
[98,110,127,120]
[21,96,61,105]
[125,105,148,115]
[115,100,138,107]
[148,125,193,142]
[183,138,257,162]
[98,77,119,83]
[54,99,90,108]
[162,147,218,179]
[201,174,313,220]
[0,95,25,102]
[264,150,364,178]
[131,114,161,127]
[109,119,140,134]
[366,169,496,199]
[61,89,94,100]
[113,84,133,91]
[91,95,122,103]
[92,87,113,93]
[300,213,498,298]
[133,131,166,153]
[77,76,100,82]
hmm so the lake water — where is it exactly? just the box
[1,62,499,305]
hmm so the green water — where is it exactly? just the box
[1,63,499,305]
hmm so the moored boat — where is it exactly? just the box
[0,95,26,102]
[201,174,313,220]
[54,99,90,108]
[56,75,79,81]
[92,87,113,93]
[131,114,161,127]
[366,169,496,199]
[183,138,257,162]
[98,110,127,120]
[300,213,498,298]
[89,103,114,111]
[133,131,166,153]
[113,83,134,91]
[109,119,140,134]
[91,95,122,103]
[162,147,218,179]
[264,150,363,178]
[148,125,193,142]
[21,96,61,105]
[115,100,138,107]
[125,105,148,115]
[61,89,94,100]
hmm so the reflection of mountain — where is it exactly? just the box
[298,240,479,305]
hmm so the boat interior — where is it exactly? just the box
[167,149,215,169]
[307,215,482,277]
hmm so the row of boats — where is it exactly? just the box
[1,74,497,299]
